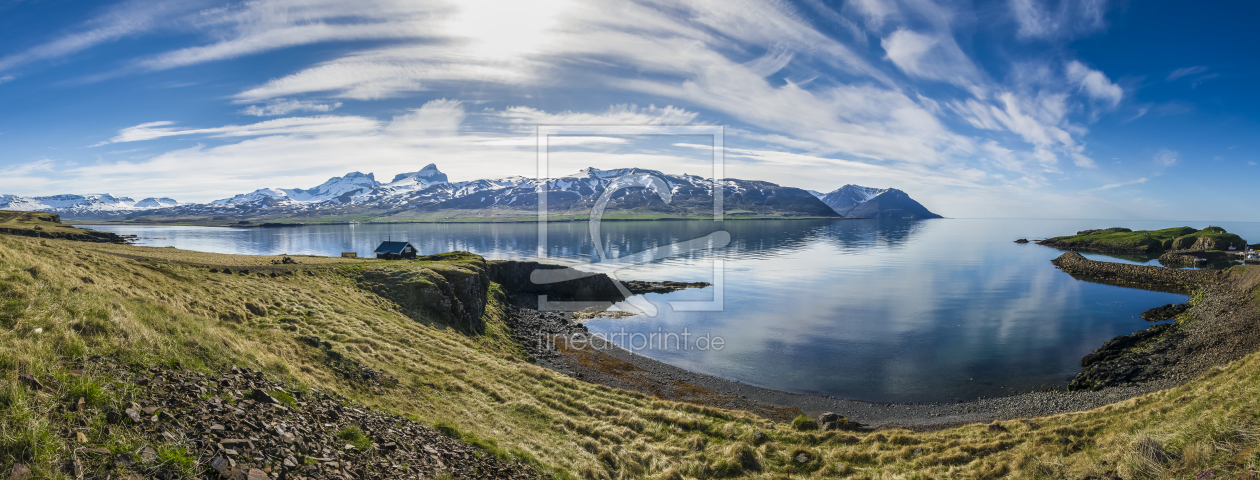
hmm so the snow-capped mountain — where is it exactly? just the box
[819,185,888,213]
[0,194,180,214]
[98,165,840,221]
[212,171,380,205]
[134,197,179,208]
[818,185,942,219]
[2,164,941,221]
[210,164,451,206]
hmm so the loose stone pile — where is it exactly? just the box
[62,361,546,480]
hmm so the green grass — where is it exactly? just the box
[268,390,298,409]
[1045,226,1248,253]
[1174,228,1248,250]
[1047,227,1196,251]
[791,414,818,431]
[0,211,121,242]
[155,443,197,477]
[6,227,1260,478]
[335,425,372,451]
[61,373,111,408]
[0,382,59,474]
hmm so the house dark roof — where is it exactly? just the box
[374,241,413,255]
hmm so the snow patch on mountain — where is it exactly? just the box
[0,193,180,213]
[134,197,179,208]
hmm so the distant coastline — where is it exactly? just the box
[68,214,908,228]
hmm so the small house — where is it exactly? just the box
[374,241,417,260]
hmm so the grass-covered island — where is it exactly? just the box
[1038,226,1249,255]
[4,215,1260,479]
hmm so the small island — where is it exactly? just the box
[1039,226,1252,268]
[1038,226,1247,254]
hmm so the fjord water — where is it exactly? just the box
[86,219,1260,403]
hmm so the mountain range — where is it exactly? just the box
[0,193,178,215]
[0,165,942,223]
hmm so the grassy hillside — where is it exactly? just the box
[4,229,1260,478]
[0,211,125,242]
[1040,227,1248,254]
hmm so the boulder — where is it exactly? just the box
[250,389,279,404]
[817,412,849,430]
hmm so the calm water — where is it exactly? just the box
[84,219,1260,403]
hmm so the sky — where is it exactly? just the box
[0,0,1257,220]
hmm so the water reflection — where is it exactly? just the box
[81,219,1255,402]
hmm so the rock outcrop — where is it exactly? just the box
[486,261,625,302]
[1141,303,1191,321]
[349,263,491,333]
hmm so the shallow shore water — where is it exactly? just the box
[509,251,1260,429]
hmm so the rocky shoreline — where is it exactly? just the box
[503,252,1260,431]
[1052,252,1260,392]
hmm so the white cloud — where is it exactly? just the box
[0,0,196,73]
[0,75,13,84]
[1009,0,1109,40]
[383,98,467,138]
[1066,61,1122,107]
[847,0,899,30]
[1167,66,1208,81]
[138,19,443,71]
[1154,149,1179,167]
[239,99,343,116]
[0,159,56,176]
[94,116,382,145]
[499,104,699,126]
[234,46,530,101]
[949,91,1098,169]
[1190,73,1219,88]
[882,29,985,96]
[1085,177,1147,192]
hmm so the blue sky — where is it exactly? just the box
[0,0,1256,220]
